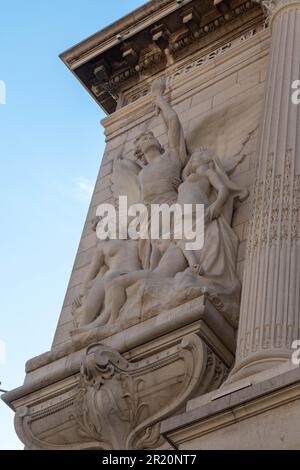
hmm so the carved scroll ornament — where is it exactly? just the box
[14,334,227,450]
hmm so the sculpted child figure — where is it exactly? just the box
[72,217,141,329]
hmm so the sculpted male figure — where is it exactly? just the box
[135,77,188,206]
[120,77,189,271]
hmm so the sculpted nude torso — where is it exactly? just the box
[139,153,181,206]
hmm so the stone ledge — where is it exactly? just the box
[161,365,300,442]
[60,0,263,114]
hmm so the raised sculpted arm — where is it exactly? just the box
[151,77,188,168]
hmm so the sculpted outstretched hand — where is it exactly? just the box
[151,77,167,115]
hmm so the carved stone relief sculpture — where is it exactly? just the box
[72,77,253,337]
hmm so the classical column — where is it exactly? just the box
[231,0,300,380]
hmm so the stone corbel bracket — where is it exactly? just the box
[13,334,228,450]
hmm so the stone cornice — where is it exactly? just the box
[101,22,270,138]
[60,0,264,114]
[60,0,193,70]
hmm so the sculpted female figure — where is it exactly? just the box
[175,146,249,316]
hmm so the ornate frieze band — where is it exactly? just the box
[126,21,268,106]
[62,0,263,113]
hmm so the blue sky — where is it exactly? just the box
[0,0,144,450]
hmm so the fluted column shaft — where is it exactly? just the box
[232,0,300,380]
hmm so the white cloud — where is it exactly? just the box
[76,177,95,201]
[52,177,95,205]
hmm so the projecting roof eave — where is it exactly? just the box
[59,0,192,71]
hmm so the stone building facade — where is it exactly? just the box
[3,0,300,449]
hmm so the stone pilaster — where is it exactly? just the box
[231,0,300,380]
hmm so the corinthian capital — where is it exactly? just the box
[254,0,300,21]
